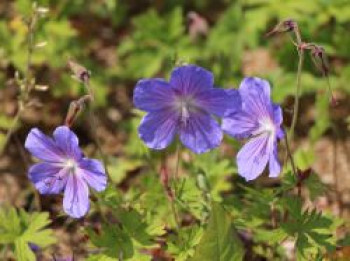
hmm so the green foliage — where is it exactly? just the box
[191,202,244,261]
[309,93,331,144]
[1,0,350,260]
[167,225,203,261]
[117,7,196,79]
[281,197,336,259]
[189,150,236,200]
[0,207,56,261]
[87,222,134,259]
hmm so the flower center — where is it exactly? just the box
[64,159,78,174]
[259,118,275,135]
[173,96,197,124]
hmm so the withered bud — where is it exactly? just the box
[297,168,312,185]
[187,11,209,40]
[308,44,337,105]
[68,60,91,83]
[310,45,329,76]
[65,101,82,127]
[265,18,298,37]
[65,95,92,127]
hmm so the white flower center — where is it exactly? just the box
[259,118,275,135]
[64,159,78,173]
[173,96,197,124]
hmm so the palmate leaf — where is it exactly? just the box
[191,202,244,261]
[87,223,134,259]
[281,197,336,259]
[0,207,56,261]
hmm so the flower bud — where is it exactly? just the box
[67,60,91,83]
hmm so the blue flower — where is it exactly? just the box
[222,77,284,181]
[25,126,107,218]
[133,65,241,154]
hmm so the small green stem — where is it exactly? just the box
[83,81,110,179]
[1,111,21,154]
[289,49,304,141]
[283,128,297,176]
[171,142,183,244]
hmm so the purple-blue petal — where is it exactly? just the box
[138,110,178,150]
[63,174,89,218]
[25,128,64,162]
[272,104,283,126]
[170,65,213,96]
[222,110,259,139]
[78,158,107,192]
[269,140,281,178]
[237,134,270,181]
[239,77,273,118]
[195,88,241,117]
[29,162,68,194]
[133,79,175,112]
[53,126,82,160]
[179,111,222,154]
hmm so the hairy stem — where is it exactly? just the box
[171,142,183,244]
[83,81,110,178]
[1,112,21,154]
[289,49,304,141]
[332,128,343,216]
[283,127,297,176]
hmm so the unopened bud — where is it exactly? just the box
[265,18,298,37]
[309,44,336,105]
[65,101,82,127]
[310,45,329,76]
[187,11,209,40]
[68,60,90,83]
[297,168,312,185]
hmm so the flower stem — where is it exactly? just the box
[283,127,297,176]
[332,128,343,216]
[171,142,183,244]
[83,81,110,178]
[289,48,304,141]
[1,112,21,154]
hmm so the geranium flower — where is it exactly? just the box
[222,77,284,181]
[25,126,107,218]
[133,65,241,154]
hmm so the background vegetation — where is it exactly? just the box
[0,0,350,260]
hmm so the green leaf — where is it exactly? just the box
[116,208,153,246]
[87,222,134,259]
[14,238,36,261]
[0,208,56,261]
[281,197,336,258]
[191,202,244,261]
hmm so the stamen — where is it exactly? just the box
[174,95,197,125]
